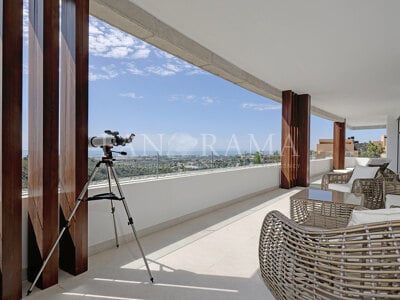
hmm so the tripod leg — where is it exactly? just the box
[110,200,119,247]
[106,164,119,247]
[27,162,101,296]
[109,165,154,283]
[27,198,83,295]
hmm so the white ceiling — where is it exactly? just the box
[98,0,400,128]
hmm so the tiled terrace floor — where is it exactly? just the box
[23,183,319,300]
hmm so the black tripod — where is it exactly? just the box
[27,146,154,295]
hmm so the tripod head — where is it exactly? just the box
[101,145,127,161]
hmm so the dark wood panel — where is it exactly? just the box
[27,0,59,289]
[297,94,311,187]
[281,90,295,189]
[0,0,23,298]
[59,0,89,275]
[281,91,311,188]
[333,122,346,170]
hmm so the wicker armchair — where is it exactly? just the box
[321,170,391,209]
[321,174,385,209]
[321,168,397,190]
[321,171,353,190]
[385,175,400,208]
[259,211,400,300]
[382,168,397,180]
[385,175,400,195]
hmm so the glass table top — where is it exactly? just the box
[292,188,364,205]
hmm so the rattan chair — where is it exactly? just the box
[321,169,394,209]
[385,175,400,208]
[259,210,400,300]
[321,175,385,209]
[321,168,397,191]
[385,175,400,195]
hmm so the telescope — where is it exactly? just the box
[89,130,135,148]
[27,129,152,296]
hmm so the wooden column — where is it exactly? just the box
[297,94,311,187]
[0,0,23,298]
[333,121,346,170]
[281,91,296,189]
[59,0,89,275]
[27,0,60,289]
[281,91,311,189]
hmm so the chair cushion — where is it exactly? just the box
[368,158,391,166]
[328,183,352,193]
[348,207,400,226]
[348,165,380,185]
[385,194,400,209]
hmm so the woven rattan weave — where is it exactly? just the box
[290,189,364,228]
[321,172,386,209]
[259,210,400,300]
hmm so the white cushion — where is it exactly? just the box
[385,194,400,209]
[347,208,400,226]
[368,158,391,166]
[333,169,353,174]
[328,183,352,193]
[348,165,379,185]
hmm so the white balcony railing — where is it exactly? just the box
[21,158,333,277]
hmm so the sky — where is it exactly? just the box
[21,11,386,156]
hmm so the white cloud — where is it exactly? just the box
[119,92,143,99]
[125,63,144,75]
[152,49,208,76]
[169,94,216,105]
[167,133,198,153]
[132,48,151,59]
[105,47,133,58]
[241,103,281,111]
[186,68,208,75]
[88,16,209,77]
[89,22,103,35]
[201,96,215,104]
[23,0,29,44]
[89,64,119,81]
[154,49,175,59]
[164,63,183,73]
[89,16,151,59]
[146,66,176,76]
[23,64,28,75]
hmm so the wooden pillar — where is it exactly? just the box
[297,94,310,187]
[0,0,23,298]
[333,121,346,170]
[281,90,311,188]
[281,91,297,189]
[59,0,89,275]
[27,0,60,289]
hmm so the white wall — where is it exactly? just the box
[21,159,333,273]
[310,158,333,177]
[387,115,399,172]
[345,157,370,168]
[87,165,281,250]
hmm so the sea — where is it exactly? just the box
[22,149,278,158]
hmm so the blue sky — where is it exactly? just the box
[21,13,386,155]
